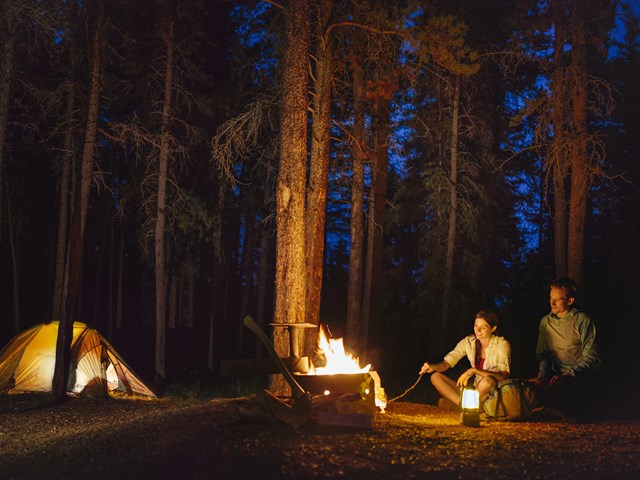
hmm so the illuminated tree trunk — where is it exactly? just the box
[154,16,175,386]
[551,0,568,278]
[52,83,75,321]
[548,0,594,293]
[567,0,588,293]
[273,0,310,394]
[553,170,568,278]
[346,58,365,354]
[441,76,460,332]
[305,0,333,352]
[53,3,103,399]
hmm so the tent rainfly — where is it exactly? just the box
[0,321,155,397]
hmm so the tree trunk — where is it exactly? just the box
[346,58,365,355]
[553,173,568,277]
[154,17,175,386]
[273,0,311,395]
[53,3,103,400]
[4,177,20,332]
[256,180,274,358]
[168,274,177,329]
[441,76,460,332]
[0,11,16,241]
[305,0,334,355]
[567,0,588,294]
[116,226,124,329]
[108,221,114,338]
[208,183,226,371]
[551,0,568,278]
[187,253,195,329]
[52,83,75,321]
[361,98,389,359]
[238,203,256,353]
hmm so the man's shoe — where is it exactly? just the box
[529,406,567,422]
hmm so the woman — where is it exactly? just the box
[419,310,511,408]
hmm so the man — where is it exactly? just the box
[531,277,601,416]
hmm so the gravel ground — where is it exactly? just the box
[1,393,639,480]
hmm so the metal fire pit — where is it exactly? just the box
[294,372,370,394]
[293,371,380,420]
[294,371,382,411]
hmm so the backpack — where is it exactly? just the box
[482,379,543,421]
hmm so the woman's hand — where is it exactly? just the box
[419,362,433,374]
[456,368,477,387]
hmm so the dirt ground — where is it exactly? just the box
[1,393,639,480]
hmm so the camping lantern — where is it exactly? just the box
[460,386,480,427]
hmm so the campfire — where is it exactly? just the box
[236,316,386,429]
[307,326,371,374]
[295,326,387,412]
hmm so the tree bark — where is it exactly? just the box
[273,0,311,394]
[305,0,334,354]
[53,2,103,400]
[187,253,194,329]
[361,97,389,359]
[52,83,75,322]
[116,226,124,329]
[551,0,568,278]
[4,177,20,332]
[208,183,226,371]
[567,0,588,294]
[0,14,17,328]
[346,58,365,355]
[0,8,16,243]
[108,222,114,338]
[168,274,177,329]
[154,16,175,386]
[441,76,460,332]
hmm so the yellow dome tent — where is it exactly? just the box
[0,321,155,397]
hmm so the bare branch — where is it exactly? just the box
[210,96,276,186]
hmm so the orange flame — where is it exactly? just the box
[309,327,371,375]
[307,326,387,412]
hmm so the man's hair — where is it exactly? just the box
[475,310,499,328]
[550,277,577,299]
